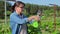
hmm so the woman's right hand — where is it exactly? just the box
[28,16,40,21]
[34,16,40,21]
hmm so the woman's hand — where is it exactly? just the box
[34,16,40,21]
[28,15,40,21]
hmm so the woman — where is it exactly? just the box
[10,1,40,34]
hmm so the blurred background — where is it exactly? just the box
[0,0,60,34]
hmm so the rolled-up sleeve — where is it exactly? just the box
[10,15,29,24]
[24,16,34,24]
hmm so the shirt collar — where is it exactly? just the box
[13,11,24,18]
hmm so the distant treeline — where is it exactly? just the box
[0,1,60,19]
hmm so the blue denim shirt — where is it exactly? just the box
[10,11,33,34]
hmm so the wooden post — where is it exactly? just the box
[49,4,57,31]
[54,5,56,30]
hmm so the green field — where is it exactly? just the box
[0,16,60,34]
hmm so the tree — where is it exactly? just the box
[6,0,16,1]
[0,1,11,19]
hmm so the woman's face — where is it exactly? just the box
[15,4,24,13]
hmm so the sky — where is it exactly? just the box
[8,0,60,6]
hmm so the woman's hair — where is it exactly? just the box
[11,1,25,12]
